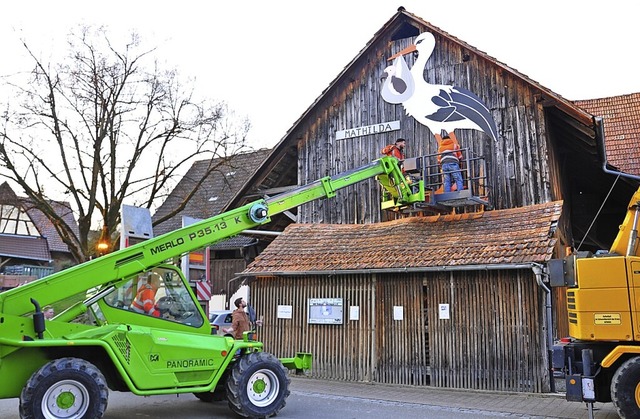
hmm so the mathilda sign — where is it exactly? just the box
[336,120,400,140]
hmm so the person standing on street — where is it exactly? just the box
[223,298,251,340]
[43,306,54,320]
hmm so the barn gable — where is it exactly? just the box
[224,7,637,253]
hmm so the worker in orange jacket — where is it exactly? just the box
[436,132,463,192]
[130,273,161,317]
[381,138,406,161]
[381,138,406,173]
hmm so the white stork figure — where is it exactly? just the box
[382,32,498,142]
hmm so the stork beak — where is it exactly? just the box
[388,44,417,61]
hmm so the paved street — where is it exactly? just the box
[289,377,620,419]
[0,376,621,418]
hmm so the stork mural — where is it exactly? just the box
[381,32,498,142]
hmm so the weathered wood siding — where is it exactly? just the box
[427,269,549,392]
[297,31,555,225]
[374,274,428,385]
[255,274,379,382]
[252,268,549,392]
[210,259,246,294]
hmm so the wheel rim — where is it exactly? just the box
[636,381,640,408]
[41,379,90,419]
[246,368,280,407]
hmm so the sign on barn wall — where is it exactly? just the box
[308,297,344,324]
[336,120,400,140]
[277,305,292,319]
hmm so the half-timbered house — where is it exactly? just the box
[0,182,80,288]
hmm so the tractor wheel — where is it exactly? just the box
[225,352,290,418]
[611,356,640,419]
[19,357,108,419]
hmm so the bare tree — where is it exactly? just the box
[0,26,250,262]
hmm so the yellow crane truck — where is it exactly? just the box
[551,185,640,418]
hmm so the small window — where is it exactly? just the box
[0,204,39,236]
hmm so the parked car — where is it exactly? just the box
[209,310,233,336]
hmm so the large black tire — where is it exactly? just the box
[611,356,640,419]
[225,352,290,418]
[19,357,108,419]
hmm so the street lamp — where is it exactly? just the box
[96,224,109,255]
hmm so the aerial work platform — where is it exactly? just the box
[384,148,491,214]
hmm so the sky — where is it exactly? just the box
[2,0,639,151]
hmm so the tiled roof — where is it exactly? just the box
[244,201,561,274]
[573,93,640,176]
[153,149,271,236]
[23,199,79,253]
[0,234,51,261]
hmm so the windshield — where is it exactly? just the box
[102,266,204,327]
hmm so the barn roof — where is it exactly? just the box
[23,199,79,253]
[243,201,561,275]
[573,92,640,176]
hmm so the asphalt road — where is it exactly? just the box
[0,391,540,419]
[0,377,618,419]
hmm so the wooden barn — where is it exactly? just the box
[245,203,561,392]
[211,8,640,392]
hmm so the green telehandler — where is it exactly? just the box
[0,156,423,418]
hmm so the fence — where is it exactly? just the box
[2,265,54,279]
